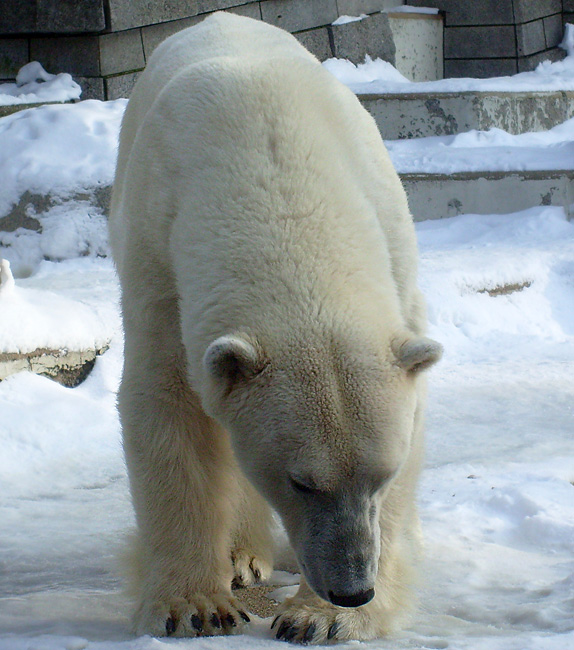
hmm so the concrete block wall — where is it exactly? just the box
[0,0,403,100]
[407,0,568,78]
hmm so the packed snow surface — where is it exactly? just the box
[1,54,574,650]
[0,62,81,106]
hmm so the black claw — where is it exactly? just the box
[253,568,262,581]
[239,610,251,623]
[210,613,221,629]
[225,613,237,627]
[271,615,280,630]
[284,626,299,642]
[191,614,203,632]
[327,621,339,639]
[276,620,290,639]
[165,616,176,636]
[302,623,316,644]
[231,577,244,590]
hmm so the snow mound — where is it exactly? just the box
[0,62,82,106]
[0,99,126,218]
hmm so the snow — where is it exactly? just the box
[324,25,574,93]
[1,47,574,650]
[332,14,367,26]
[0,62,81,106]
[0,98,126,219]
[385,117,574,173]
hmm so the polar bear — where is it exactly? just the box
[109,11,442,644]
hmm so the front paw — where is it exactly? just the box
[232,549,273,588]
[134,593,251,638]
[271,598,375,645]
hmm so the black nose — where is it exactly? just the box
[328,588,375,608]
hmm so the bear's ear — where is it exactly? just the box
[203,334,265,389]
[392,334,443,373]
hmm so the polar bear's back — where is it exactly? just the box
[111,12,425,366]
[110,13,317,265]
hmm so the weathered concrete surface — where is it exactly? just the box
[388,11,443,82]
[0,345,109,387]
[361,90,574,139]
[401,170,574,221]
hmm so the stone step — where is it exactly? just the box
[400,169,574,222]
[361,90,574,138]
[0,345,109,387]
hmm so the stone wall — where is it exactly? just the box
[0,0,402,100]
[408,0,568,78]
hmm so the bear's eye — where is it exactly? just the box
[289,476,316,495]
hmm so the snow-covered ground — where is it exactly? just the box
[1,46,574,650]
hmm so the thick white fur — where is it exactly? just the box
[109,11,441,643]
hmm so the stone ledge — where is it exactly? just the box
[0,345,109,387]
[360,90,574,138]
[401,169,574,221]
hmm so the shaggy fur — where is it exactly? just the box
[109,12,441,643]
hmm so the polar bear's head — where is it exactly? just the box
[202,330,441,607]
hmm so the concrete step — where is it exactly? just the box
[361,90,574,138]
[400,169,574,222]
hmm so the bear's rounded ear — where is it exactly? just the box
[203,334,265,389]
[392,334,443,373]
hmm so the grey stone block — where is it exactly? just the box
[444,58,518,78]
[294,27,332,60]
[330,12,395,64]
[564,0,574,10]
[36,0,106,33]
[261,0,338,33]
[445,26,516,59]
[75,76,105,100]
[513,0,562,24]
[142,16,203,59]
[336,0,398,15]
[565,13,574,27]
[517,19,546,56]
[105,71,142,99]
[544,14,564,48]
[517,47,566,72]
[31,36,101,76]
[108,0,254,31]
[225,3,262,19]
[0,3,35,35]
[406,0,513,27]
[0,39,28,79]
[100,29,145,77]
[0,0,106,35]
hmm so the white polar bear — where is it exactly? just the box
[109,11,442,644]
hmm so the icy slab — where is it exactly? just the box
[0,62,81,106]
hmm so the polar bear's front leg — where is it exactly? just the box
[120,365,251,638]
[231,471,274,588]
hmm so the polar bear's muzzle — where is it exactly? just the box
[291,493,381,608]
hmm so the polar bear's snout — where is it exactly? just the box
[292,490,382,607]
